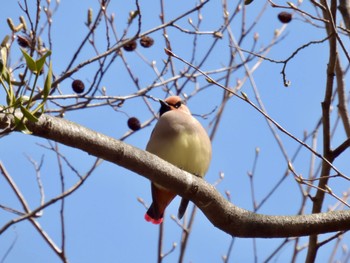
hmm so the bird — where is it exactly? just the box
[144,96,212,224]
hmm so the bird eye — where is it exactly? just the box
[174,101,182,108]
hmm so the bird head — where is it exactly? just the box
[159,96,191,117]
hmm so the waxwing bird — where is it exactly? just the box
[145,96,212,224]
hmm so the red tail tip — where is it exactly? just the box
[144,213,163,224]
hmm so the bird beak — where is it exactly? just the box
[159,99,168,107]
[159,99,171,116]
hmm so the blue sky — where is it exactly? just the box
[1,1,349,262]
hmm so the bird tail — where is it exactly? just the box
[144,184,176,224]
[145,204,164,224]
[177,198,189,219]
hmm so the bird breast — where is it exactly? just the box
[146,111,211,177]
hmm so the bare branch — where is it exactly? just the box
[1,113,349,238]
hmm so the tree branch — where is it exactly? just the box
[1,113,350,238]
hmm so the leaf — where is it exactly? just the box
[0,47,7,74]
[35,50,51,74]
[5,88,14,106]
[20,105,39,122]
[43,61,52,100]
[32,103,44,118]
[21,48,37,73]
[3,73,15,106]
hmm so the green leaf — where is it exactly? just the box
[21,48,37,73]
[43,61,52,100]
[35,50,51,74]
[3,77,15,106]
[32,103,44,118]
[2,67,10,84]
[0,47,7,74]
[5,88,15,106]
[20,105,39,122]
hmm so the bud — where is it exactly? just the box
[128,10,139,24]
[19,16,27,31]
[87,8,93,26]
[7,18,23,32]
[37,37,43,50]
[223,10,229,19]
[241,92,249,100]
[287,2,296,8]
[101,86,106,95]
[7,18,15,31]
[213,31,223,39]
[324,185,332,193]
[110,13,115,23]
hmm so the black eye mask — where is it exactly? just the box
[159,100,182,116]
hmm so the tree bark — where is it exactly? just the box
[1,112,350,238]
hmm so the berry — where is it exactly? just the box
[140,36,154,48]
[127,117,141,131]
[278,12,292,23]
[72,79,85,94]
[123,39,137,52]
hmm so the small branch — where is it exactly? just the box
[0,157,98,235]
[338,0,350,30]
[332,138,350,158]
[0,160,62,257]
[306,1,338,261]
[48,0,210,91]
[25,154,45,208]
[335,57,350,137]
[237,35,331,87]
[157,220,164,263]
[0,229,18,263]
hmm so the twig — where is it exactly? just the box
[0,228,18,263]
[236,35,331,87]
[25,154,45,208]
[0,160,62,257]
[165,48,349,181]
[0,158,101,235]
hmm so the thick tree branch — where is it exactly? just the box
[1,113,350,238]
[307,0,338,261]
[339,0,350,30]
